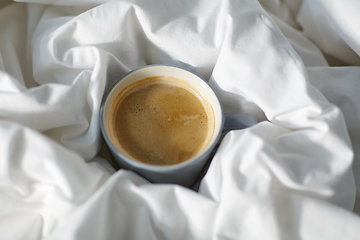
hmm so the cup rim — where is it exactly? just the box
[100,64,224,172]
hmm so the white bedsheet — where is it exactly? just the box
[1,0,360,239]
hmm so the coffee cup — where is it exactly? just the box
[100,65,257,187]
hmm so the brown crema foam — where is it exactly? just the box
[108,76,215,166]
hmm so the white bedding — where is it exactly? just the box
[1,0,360,239]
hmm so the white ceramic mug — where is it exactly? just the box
[100,65,257,187]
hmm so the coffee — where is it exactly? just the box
[108,76,215,165]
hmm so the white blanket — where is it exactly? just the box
[1,0,360,239]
